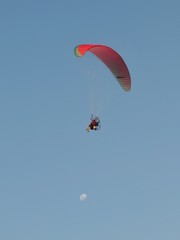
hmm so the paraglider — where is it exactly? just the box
[86,115,101,132]
[74,44,131,91]
[74,44,131,132]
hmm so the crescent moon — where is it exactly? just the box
[80,193,87,201]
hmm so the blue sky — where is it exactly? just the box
[0,0,180,239]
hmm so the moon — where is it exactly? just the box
[80,193,87,201]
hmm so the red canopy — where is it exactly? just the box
[74,44,131,91]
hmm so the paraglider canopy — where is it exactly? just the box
[74,44,131,91]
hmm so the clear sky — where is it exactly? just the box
[0,0,180,239]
